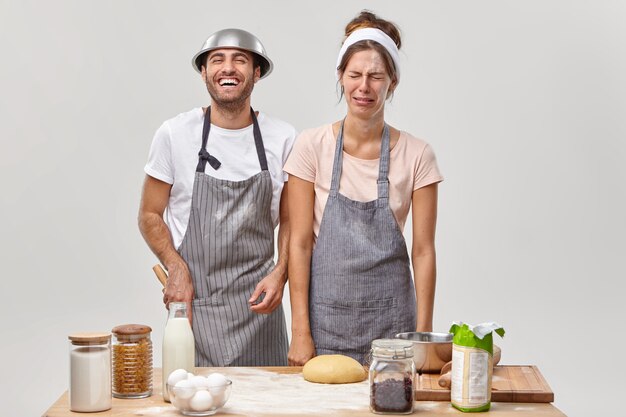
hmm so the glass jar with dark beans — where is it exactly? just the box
[368,339,415,414]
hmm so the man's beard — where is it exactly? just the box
[205,74,255,113]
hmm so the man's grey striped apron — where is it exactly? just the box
[178,106,288,366]
[309,121,417,364]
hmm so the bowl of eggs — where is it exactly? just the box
[166,369,232,416]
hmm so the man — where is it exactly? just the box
[139,29,295,366]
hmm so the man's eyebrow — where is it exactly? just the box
[208,51,250,59]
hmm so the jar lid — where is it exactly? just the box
[371,339,414,359]
[111,324,152,336]
[68,332,111,345]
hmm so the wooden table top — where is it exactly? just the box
[43,367,567,417]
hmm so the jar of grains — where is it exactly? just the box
[369,339,415,414]
[111,324,153,398]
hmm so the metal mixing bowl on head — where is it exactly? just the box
[394,332,453,374]
[191,28,274,78]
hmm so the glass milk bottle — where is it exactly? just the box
[162,302,195,402]
[68,332,112,412]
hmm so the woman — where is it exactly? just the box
[285,11,443,365]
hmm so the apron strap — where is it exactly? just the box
[196,106,221,172]
[196,106,268,173]
[250,109,269,171]
[376,124,391,204]
[329,120,391,202]
[329,120,345,197]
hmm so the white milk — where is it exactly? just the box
[69,346,112,412]
[162,317,195,401]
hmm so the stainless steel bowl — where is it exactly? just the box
[191,28,274,78]
[395,332,453,374]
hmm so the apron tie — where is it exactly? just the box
[198,149,222,170]
[196,106,267,173]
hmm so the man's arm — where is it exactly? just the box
[138,175,194,321]
[249,182,290,314]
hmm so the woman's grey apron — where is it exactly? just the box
[309,122,417,364]
[178,106,288,366]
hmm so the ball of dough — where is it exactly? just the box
[303,354,367,384]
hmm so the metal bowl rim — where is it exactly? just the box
[394,331,453,343]
[191,28,274,78]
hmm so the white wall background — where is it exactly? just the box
[1,1,624,416]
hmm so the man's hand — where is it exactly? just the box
[163,261,195,325]
[248,268,286,314]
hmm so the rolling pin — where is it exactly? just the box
[438,345,501,389]
[152,264,168,287]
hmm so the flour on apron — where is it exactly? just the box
[178,106,288,366]
[309,122,417,364]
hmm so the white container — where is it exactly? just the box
[68,332,112,412]
[162,302,195,402]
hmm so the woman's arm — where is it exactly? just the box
[411,183,439,332]
[287,174,317,365]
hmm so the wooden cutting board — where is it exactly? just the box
[415,365,554,403]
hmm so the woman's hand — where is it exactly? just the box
[288,333,316,366]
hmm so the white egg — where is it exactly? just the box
[206,372,228,387]
[206,373,229,397]
[189,375,210,389]
[171,392,190,410]
[167,368,189,388]
[211,390,226,407]
[174,379,195,400]
[187,372,195,379]
[189,390,213,411]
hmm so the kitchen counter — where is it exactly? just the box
[43,367,567,417]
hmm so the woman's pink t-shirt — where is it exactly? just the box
[284,124,443,240]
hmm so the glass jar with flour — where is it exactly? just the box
[68,332,112,412]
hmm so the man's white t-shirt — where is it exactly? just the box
[144,108,297,249]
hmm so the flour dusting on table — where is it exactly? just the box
[217,368,368,415]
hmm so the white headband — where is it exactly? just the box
[336,28,401,81]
